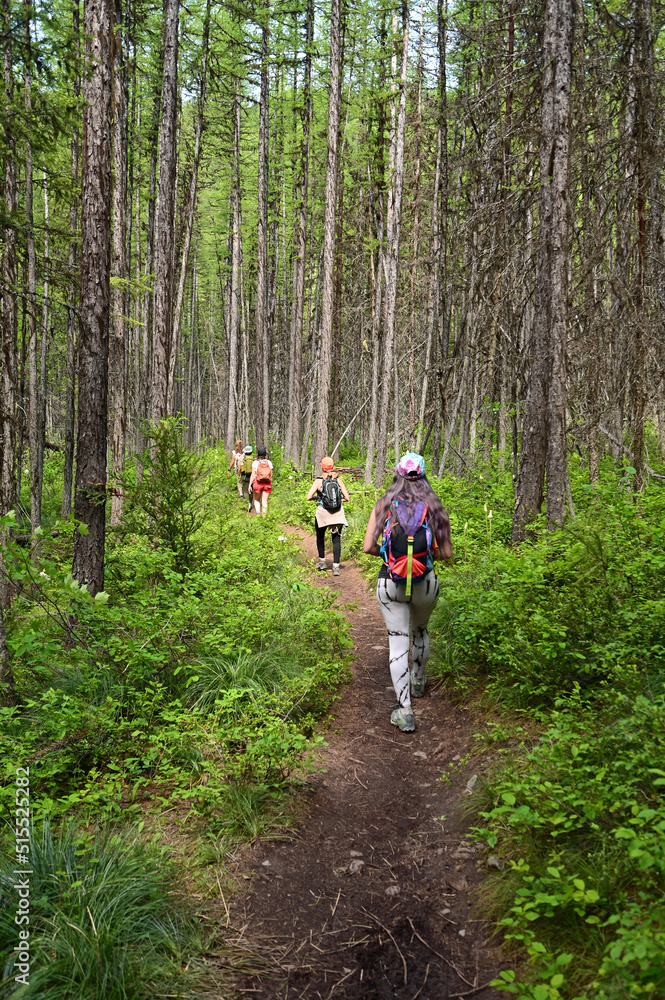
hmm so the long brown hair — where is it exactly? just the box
[373,474,451,551]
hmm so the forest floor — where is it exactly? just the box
[216,527,506,999]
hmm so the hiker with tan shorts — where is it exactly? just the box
[306,456,350,576]
[228,439,244,498]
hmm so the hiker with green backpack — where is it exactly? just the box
[305,456,350,576]
[363,452,452,733]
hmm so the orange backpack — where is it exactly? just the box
[256,459,272,483]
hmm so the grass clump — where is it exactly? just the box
[0,820,204,999]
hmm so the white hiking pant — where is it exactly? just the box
[376,570,440,709]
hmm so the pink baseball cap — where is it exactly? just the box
[396,452,425,479]
[321,457,335,472]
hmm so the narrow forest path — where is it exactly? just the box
[222,529,505,999]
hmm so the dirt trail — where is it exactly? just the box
[225,530,504,999]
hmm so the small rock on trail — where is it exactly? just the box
[222,529,505,999]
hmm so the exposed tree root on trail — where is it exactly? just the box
[215,529,505,999]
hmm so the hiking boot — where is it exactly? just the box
[411,672,427,698]
[316,557,327,571]
[332,563,340,576]
[390,707,416,732]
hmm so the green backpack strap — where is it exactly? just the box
[405,535,415,598]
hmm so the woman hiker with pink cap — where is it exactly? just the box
[363,452,452,732]
[305,457,351,576]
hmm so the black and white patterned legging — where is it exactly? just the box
[375,570,440,709]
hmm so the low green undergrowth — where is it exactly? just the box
[1,428,353,996]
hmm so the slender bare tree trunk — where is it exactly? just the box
[225,83,242,449]
[132,97,142,438]
[24,0,40,531]
[151,0,179,419]
[512,0,574,540]
[170,0,209,411]
[240,258,249,443]
[416,125,441,455]
[37,171,49,517]
[0,603,15,705]
[285,0,313,466]
[301,255,321,468]
[62,3,80,519]
[408,6,425,446]
[255,1,270,450]
[1,0,17,518]
[439,352,468,475]
[374,2,409,489]
[313,0,341,466]
[628,0,654,493]
[72,0,112,594]
[139,76,161,435]
[110,0,128,525]
[363,243,383,484]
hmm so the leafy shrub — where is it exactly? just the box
[118,417,215,574]
[474,696,665,997]
[426,463,665,998]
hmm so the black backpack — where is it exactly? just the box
[320,474,342,513]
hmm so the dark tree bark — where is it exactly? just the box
[374,1,409,488]
[24,0,40,531]
[313,0,341,466]
[0,603,15,706]
[110,0,128,525]
[139,73,162,435]
[0,0,17,518]
[627,0,654,492]
[72,0,113,595]
[285,0,313,466]
[512,0,574,541]
[151,0,179,419]
[255,0,270,450]
[170,0,209,411]
[226,79,242,449]
[62,0,80,519]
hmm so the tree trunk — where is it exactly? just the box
[150,0,179,420]
[255,1,270,450]
[512,0,574,541]
[312,0,341,465]
[416,125,441,455]
[628,0,654,493]
[24,0,39,531]
[170,0,210,412]
[226,82,242,449]
[0,603,15,706]
[285,0,313,466]
[139,75,161,435]
[72,0,113,595]
[62,3,80,520]
[0,0,17,518]
[363,244,383,485]
[374,2,409,489]
[38,171,49,517]
[110,0,128,525]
